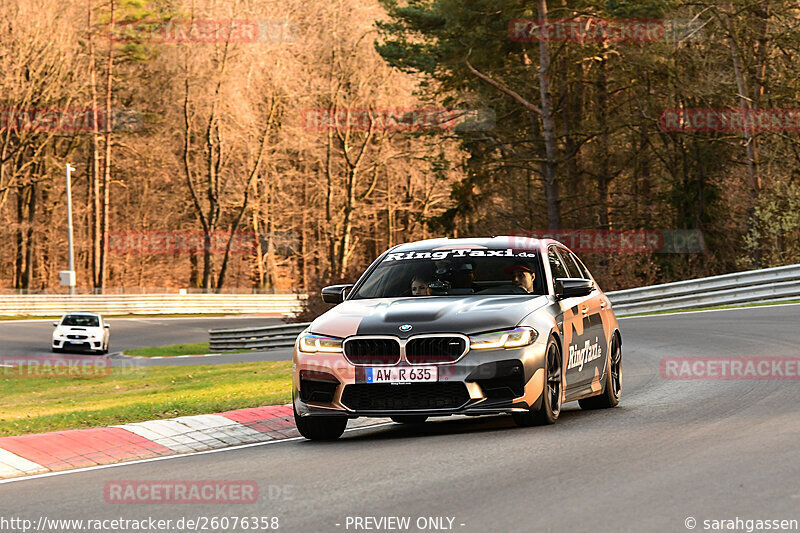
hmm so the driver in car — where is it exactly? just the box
[432,259,479,292]
[505,264,535,293]
[452,262,476,290]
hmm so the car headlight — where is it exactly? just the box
[469,327,537,350]
[298,333,344,353]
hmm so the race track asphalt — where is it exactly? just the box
[0,316,285,360]
[1,304,799,533]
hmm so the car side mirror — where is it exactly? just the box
[555,278,594,299]
[52,322,59,327]
[321,284,353,304]
[104,324,110,329]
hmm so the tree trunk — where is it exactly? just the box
[14,187,24,289]
[189,253,200,288]
[202,232,213,290]
[253,208,265,288]
[87,0,102,289]
[725,2,761,264]
[23,181,35,289]
[559,11,582,212]
[98,0,115,291]
[633,121,652,227]
[337,167,357,276]
[298,175,308,288]
[595,56,610,228]
[182,60,209,289]
[536,0,560,230]
[325,128,336,274]
[386,170,394,248]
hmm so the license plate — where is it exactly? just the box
[366,366,437,383]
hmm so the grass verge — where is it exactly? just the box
[124,342,253,357]
[0,361,292,436]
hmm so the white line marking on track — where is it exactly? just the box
[0,422,394,485]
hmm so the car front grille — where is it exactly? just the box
[67,335,88,340]
[341,382,470,411]
[405,336,466,364]
[344,338,401,365]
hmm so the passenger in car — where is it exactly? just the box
[411,276,432,296]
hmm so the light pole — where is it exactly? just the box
[63,163,76,295]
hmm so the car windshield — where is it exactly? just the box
[351,247,545,299]
[61,315,100,327]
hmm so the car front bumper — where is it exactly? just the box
[293,334,548,419]
[52,339,104,350]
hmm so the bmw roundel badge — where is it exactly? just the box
[399,324,413,332]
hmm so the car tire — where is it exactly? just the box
[513,336,562,427]
[294,405,347,441]
[578,333,621,410]
[51,347,62,353]
[390,415,428,425]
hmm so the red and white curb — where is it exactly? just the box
[0,405,387,480]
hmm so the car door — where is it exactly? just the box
[547,246,593,390]
[560,247,608,391]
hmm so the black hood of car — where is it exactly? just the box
[310,295,549,338]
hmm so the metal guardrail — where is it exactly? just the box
[208,264,800,350]
[608,264,800,315]
[209,323,309,351]
[0,294,305,317]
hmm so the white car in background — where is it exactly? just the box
[52,312,110,354]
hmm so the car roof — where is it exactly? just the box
[389,236,566,253]
[63,312,102,317]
